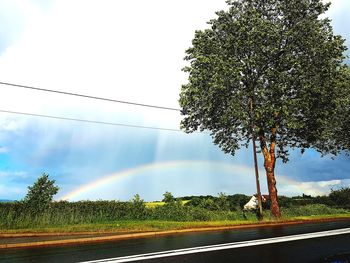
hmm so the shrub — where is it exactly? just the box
[129,194,147,220]
[217,192,230,211]
[329,187,350,209]
[281,204,348,217]
[227,194,250,210]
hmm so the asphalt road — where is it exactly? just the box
[1,220,350,263]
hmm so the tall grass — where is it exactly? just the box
[0,201,248,230]
[281,204,348,217]
[1,201,349,231]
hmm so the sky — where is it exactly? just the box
[0,0,349,201]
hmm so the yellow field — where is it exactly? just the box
[145,200,189,208]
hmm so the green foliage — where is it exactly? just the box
[162,191,175,204]
[227,194,251,210]
[185,196,202,207]
[330,67,350,149]
[217,192,230,210]
[23,173,59,213]
[1,193,350,230]
[281,204,348,217]
[0,199,246,229]
[179,0,349,160]
[198,198,220,211]
[186,194,250,211]
[312,195,336,207]
[277,196,293,208]
[329,187,350,209]
[0,200,130,229]
[129,194,147,219]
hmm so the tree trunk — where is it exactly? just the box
[260,129,281,219]
[264,153,281,219]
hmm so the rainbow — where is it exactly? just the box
[59,159,336,200]
[60,160,256,201]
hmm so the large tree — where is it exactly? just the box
[332,66,350,149]
[179,0,349,218]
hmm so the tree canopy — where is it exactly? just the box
[179,0,349,218]
[24,173,59,212]
[332,66,350,150]
[162,191,175,204]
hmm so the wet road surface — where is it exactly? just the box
[1,220,350,263]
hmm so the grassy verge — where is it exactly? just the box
[0,220,259,234]
[1,202,350,234]
[2,213,350,234]
[285,213,350,221]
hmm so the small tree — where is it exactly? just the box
[130,194,146,219]
[162,191,175,204]
[24,173,59,213]
[180,0,349,218]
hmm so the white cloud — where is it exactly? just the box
[0,171,28,178]
[278,177,347,196]
[317,179,341,188]
[326,0,350,14]
[0,0,227,110]
[0,146,8,153]
[0,117,24,131]
[0,0,232,136]
[0,184,25,199]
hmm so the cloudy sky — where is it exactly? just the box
[0,0,349,201]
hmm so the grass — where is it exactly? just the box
[0,220,261,234]
[285,213,350,221]
[3,212,350,234]
[1,202,350,234]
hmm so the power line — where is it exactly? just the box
[0,109,185,132]
[0,81,181,112]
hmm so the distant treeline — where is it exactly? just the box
[177,188,350,210]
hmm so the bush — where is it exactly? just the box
[217,192,230,211]
[281,204,348,217]
[227,194,250,210]
[186,194,249,212]
[329,187,350,209]
[312,195,335,207]
[129,194,147,220]
[0,200,131,228]
[198,198,220,211]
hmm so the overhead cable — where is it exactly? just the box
[0,81,181,111]
[0,109,185,132]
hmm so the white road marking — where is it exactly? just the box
[80,227,350,263]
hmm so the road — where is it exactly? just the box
[1,220,350,263]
